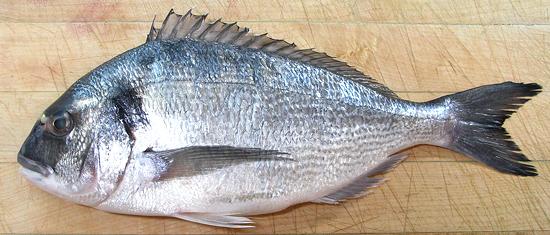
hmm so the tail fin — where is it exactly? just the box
[432,82,542,176]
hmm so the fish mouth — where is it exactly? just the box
[17,152,53,177]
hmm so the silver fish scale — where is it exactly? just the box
[70,38,448,215]
[79,39,425,116]
[97,80,442,215]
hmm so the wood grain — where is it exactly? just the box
[1,0,548,24]
[0,0,549,234]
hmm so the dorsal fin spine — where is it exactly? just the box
[168,18,183,38]
[147,15,158,41]
[325,61,345,67]
[169,12,189,38]
[182,9,193,20]
[259,39,279,50]
[214,22,237,42]
[229,27,249,44]
[286,49,307,58]
[301,53,326,63]
[309,57,327,63]
[198,19,220,40]
[157,9,175,39]
[276,43,296,55]
[242,33,267,48]
[188,14,207,37]
[271,43,290,53]
[299,49,316,56]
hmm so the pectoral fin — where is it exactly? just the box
[174,212,254,228]
[144,145,292,180]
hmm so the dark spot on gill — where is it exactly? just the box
[113,88,149,142]
[121,118,136,141]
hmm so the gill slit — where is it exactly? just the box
[93,140,135,207]
[77,144,92,179]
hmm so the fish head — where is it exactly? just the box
[18,88,133,206]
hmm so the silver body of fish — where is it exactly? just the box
[17,10,541,228]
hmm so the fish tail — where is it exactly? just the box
[431,82,542,176]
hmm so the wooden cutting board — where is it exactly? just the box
[0,0,549,234]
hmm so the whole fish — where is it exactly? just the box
[18,10,541,228]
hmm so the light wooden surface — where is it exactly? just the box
[0,0,549,234]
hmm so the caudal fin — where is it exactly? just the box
[432,82,542,176]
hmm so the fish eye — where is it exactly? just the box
[49,112,73,136]
[54,117,67,129]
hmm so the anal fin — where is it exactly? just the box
[313,152,408,204]
[313,177,385,204]
[365,152,408,177]
[174,212,254,228]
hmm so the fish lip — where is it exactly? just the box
[17,153,53,177]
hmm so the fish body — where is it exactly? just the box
[18,10,541,228]
[93,40,442,215]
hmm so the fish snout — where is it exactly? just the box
[17,150,53,177]
[17,121,55,177]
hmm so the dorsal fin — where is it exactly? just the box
[147,9,397,98]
